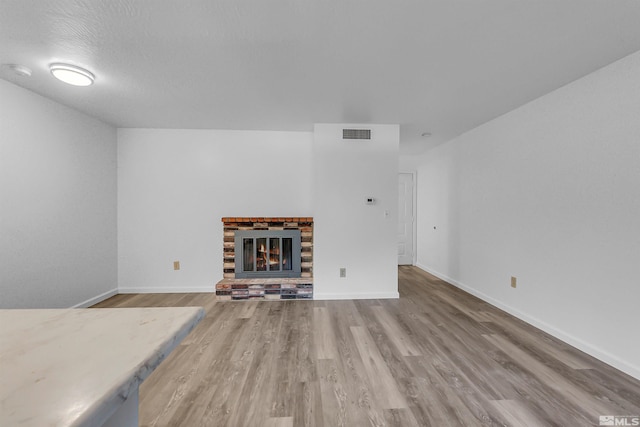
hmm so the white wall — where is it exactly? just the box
[313,124,399,299]
[0,80,117,308]
[415,51,640,379]
[399,153,422,173]
[117,129,313,292]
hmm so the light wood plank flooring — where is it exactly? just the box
[92,266,640,426]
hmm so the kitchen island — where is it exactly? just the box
[0,306,204,426]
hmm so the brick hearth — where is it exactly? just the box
[215,278,313,301]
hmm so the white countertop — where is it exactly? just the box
[0,306,204,427]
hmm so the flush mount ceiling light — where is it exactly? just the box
[50,63,95,86]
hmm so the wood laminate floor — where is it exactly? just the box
[92,266,640,426]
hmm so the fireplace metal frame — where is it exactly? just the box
[234,230,301,278]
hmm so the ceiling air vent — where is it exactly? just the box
[343,129,371,140]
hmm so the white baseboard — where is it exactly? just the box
[314,291,400,300]
[118,286,214,294]
[72,288,118,308]
[414,263,640,381]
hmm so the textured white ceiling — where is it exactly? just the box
[2,1,640,153]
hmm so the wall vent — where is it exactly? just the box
[343,129,371,140]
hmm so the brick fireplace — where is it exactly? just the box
[216,217,313,300]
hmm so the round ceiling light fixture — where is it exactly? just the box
[50,63,95,86]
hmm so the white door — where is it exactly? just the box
[398,173,414,265]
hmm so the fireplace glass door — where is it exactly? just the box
[236,230,301,278]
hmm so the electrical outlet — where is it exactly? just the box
[340,268,346,278]
[511,276,517,288]
[174,261,180,271]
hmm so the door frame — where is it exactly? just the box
[399,170,417,265]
